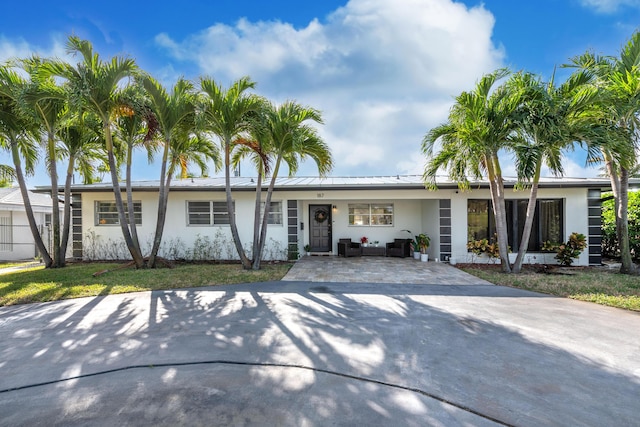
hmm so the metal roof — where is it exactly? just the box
[41,175,621,193]
[0,187,53,206]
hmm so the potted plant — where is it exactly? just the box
[360,236,369,247]
[373,240,379,247]
[402,229,420,259]
[416,233,430,262]
[303,244,311,256]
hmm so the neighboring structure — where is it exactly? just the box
[63,175,613,266]
[0,188,54,261]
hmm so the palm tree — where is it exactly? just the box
[141,76,204,267]
[0,66,52,266]
[508,70,598,273]
[19,56,69,267]
[57,113,105,260]
[423,69,521,273]
[254,101,331,269]
[44,36,145,267]
[112,84,160,257]
[566,31,640,274]
[199,76,264,269]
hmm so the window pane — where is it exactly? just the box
[516,200,538,251]
[267,201,282,225]
[0,213,12,251]
[97,201,142,225]
[349,204,369,215]
[212,202,231,225]
[468,200,490,241]
[540,200,562,244]
[348,203,392,226]
[188,201,211,225]
[349,214,369,225]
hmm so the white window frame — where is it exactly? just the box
[0,211,12,251]
[186,201,234,226]
[260,201,283,225]
[348,203,394,226]
[95,201,142,226]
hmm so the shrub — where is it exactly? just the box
[467,234,502,261]
[542,232,587,266]
[602,191,640,260]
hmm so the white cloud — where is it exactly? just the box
[0,35,71,65]
[579,0,640,13]
[156,0,504,177]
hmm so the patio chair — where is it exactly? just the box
[386,238,411,258]
[337,238,362,257]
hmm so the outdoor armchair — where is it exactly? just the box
[337,238,362,257]
[386,238,411,258]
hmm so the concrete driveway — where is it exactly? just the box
[1,267,639,426]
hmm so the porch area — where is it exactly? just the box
[282,255,491,285]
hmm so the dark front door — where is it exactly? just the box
[309,204,332,252]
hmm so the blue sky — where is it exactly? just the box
[1,0,639,186]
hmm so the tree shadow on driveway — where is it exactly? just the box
[1,281,638,426]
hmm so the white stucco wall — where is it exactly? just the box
[449,187,590,266]
[81,191,289,260]
[79,184,594,266]
[0,209,51,261]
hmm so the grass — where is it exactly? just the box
[0,261,292,307]
[0,261,40,269]
[459,264,640,311]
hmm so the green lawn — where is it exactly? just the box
[460,265,640,311]
[0,262,292,306]
[0,261,40,269]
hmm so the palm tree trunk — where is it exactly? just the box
[105,123,145,267]
[618,167,635,273]
[488,154,512,273]
[148,142,170,267]
[126,142,140,251]
[59,155,75,264]
[513,162,542,273]
[11,141,52,267]
[251,168,264,266]
[224,136,252,269]
[604,154,635,273]
[47,131,63,267]
[253,159,282,270]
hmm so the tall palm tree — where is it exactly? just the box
[199,76,264,269]
[19,56,69,267]
[112,84,160,256]
[423,69,521,273]
[44,36,145,267]
[508,70,598,273]
[252,101,332,269]
[566,31,640,274]
[0,66,52,266]
[57,113,105,260]
[141,76,204,267]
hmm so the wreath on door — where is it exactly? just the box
[314,209,328,223]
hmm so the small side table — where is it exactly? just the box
[361,246,385,256]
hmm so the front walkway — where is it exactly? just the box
[283,255,492,285]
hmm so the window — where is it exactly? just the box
[187,201,233,226]
[187,201,211,225]
[261,201,283,225]
[467,199,563,251]
[0,212,12,251]
[348,203,393,226]
[95,201,141,225]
